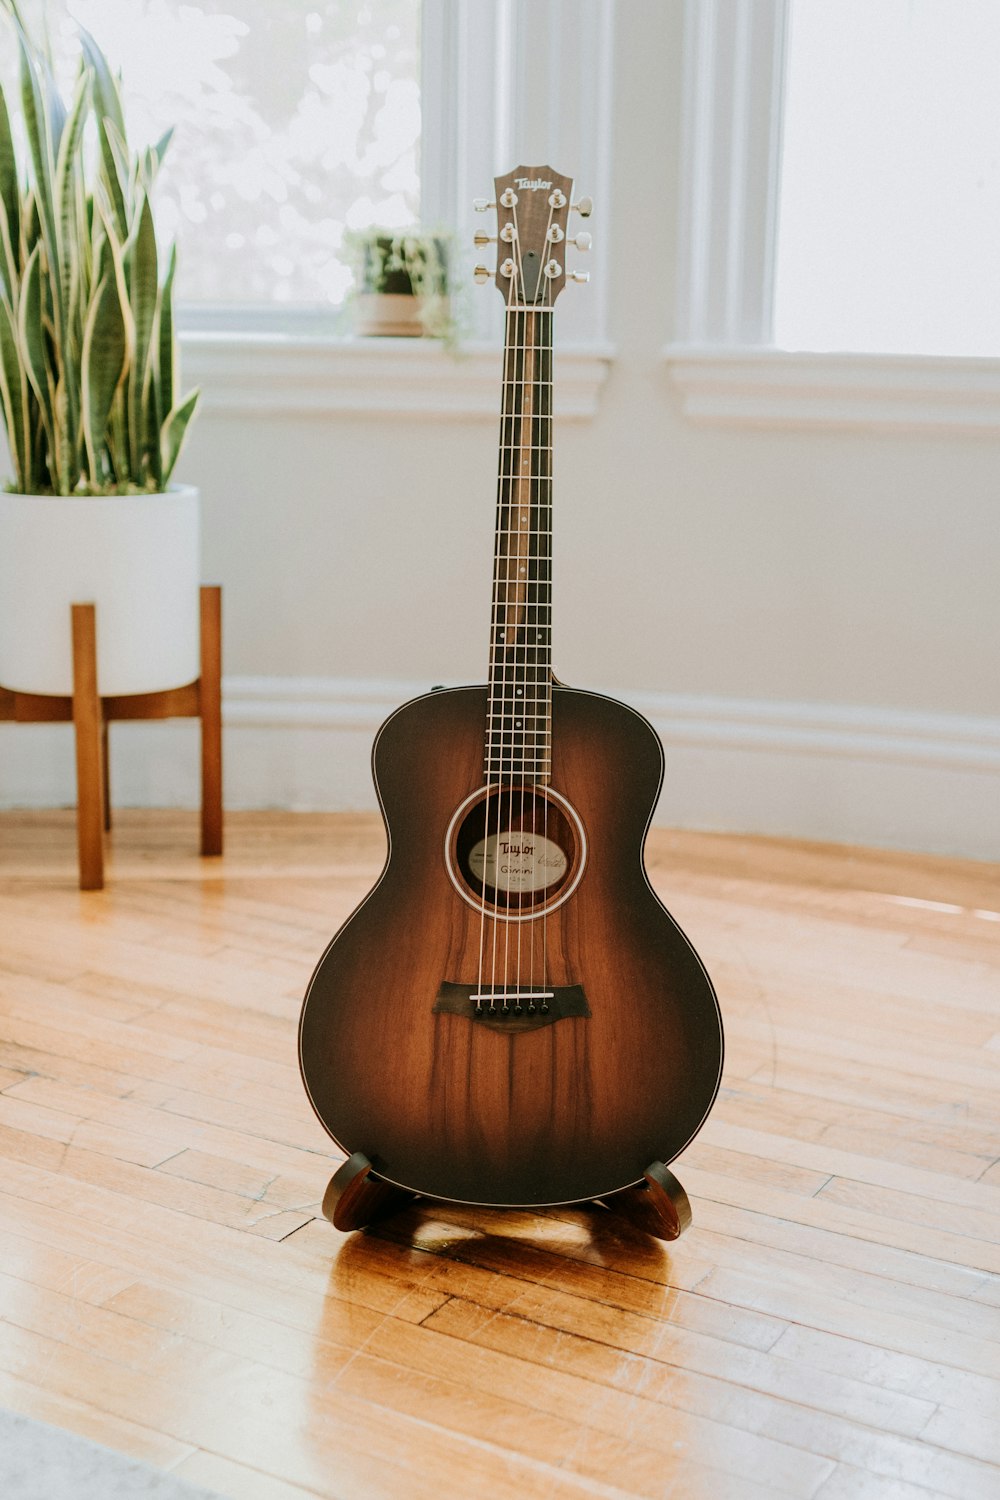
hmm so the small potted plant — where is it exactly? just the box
[0,4,201,698]
[349,230,453,340]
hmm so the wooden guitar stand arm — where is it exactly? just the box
[321,1153,691,1243]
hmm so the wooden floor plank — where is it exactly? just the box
[0,809,997,1500]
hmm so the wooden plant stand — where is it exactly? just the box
[0,585,222,890]
[321,1152,692,1244]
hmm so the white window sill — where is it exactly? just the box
[179,331,614,421]
[664,345,1000,434]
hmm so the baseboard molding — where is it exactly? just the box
[1,675,997,860]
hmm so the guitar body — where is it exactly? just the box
[299,682,723,1206]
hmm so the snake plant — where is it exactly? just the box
[0,1,199,495]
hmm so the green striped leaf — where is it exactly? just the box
[0,197,18,310]
[0,88,20,272]
[160,387,199,486]
[0,290,29,489]
[17,240,55,458]
[55,70,90,474]
[143,362,162,489]
[127,191,156,479]
[17,35,56,272]
[53,370,74,492]
[158,242,176,419]
[55,71,89,265]
[151,127,173,176]
[79,28,125,143]
[96,113,128,240]
[81,269,126,486]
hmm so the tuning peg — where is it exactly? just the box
[571,232,592,252]
[568,270,590,284]
[473,231,496,247]
[473,198,495,212]
[571,196,593,217]
[473,264,493,284]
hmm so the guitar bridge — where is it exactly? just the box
[434,981,589,1033]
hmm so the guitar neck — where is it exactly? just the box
[485,304,554,784]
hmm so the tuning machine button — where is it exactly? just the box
[473,264,493,284]
[473,198,495,212]
[572,232,592,252]
[473,231,495,247]
[568,270,590,284]
[571,195,593,217]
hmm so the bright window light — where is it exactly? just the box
[2,1,421,311]
[773,0,1000,356]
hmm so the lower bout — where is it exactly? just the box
[327,1011,710,1207]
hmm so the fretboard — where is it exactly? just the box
[485,305,553,784]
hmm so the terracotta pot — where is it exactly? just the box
[354,292,440,336]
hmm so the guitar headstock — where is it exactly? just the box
[473,164,592,307]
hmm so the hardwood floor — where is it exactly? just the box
[0,810,997,1499]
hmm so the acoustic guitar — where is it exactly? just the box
[299,166,723,1237]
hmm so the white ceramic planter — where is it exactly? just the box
[0,485,201,697]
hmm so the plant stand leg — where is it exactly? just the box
[321,1153,417,1232]
[596,1161,692,1242]
[199,585,223,856]
[101,718,112,832]
[71,603,104,891]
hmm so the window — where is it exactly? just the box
[670,0,1000,430]
[2,0,615,419]
[4,1,422,321]
[774,0,1000,357]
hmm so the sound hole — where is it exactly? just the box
[453,786,578,913]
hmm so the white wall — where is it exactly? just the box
[2,2,998,859]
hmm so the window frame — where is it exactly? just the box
[665,0,1000,433]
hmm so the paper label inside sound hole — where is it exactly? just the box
[468,832,568,893]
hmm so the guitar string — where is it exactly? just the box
[500,205,528,1014]
[516,201,556,1013]
[533,199,557,1017]
[517,202,556,1012]
[476,260,521,1014]
[488,256,526,1012]
[498,196,532,1013]
[480,194,560,1018]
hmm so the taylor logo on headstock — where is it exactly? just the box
[473,165,591,304]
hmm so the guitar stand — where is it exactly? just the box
[321,1152,692,1243]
